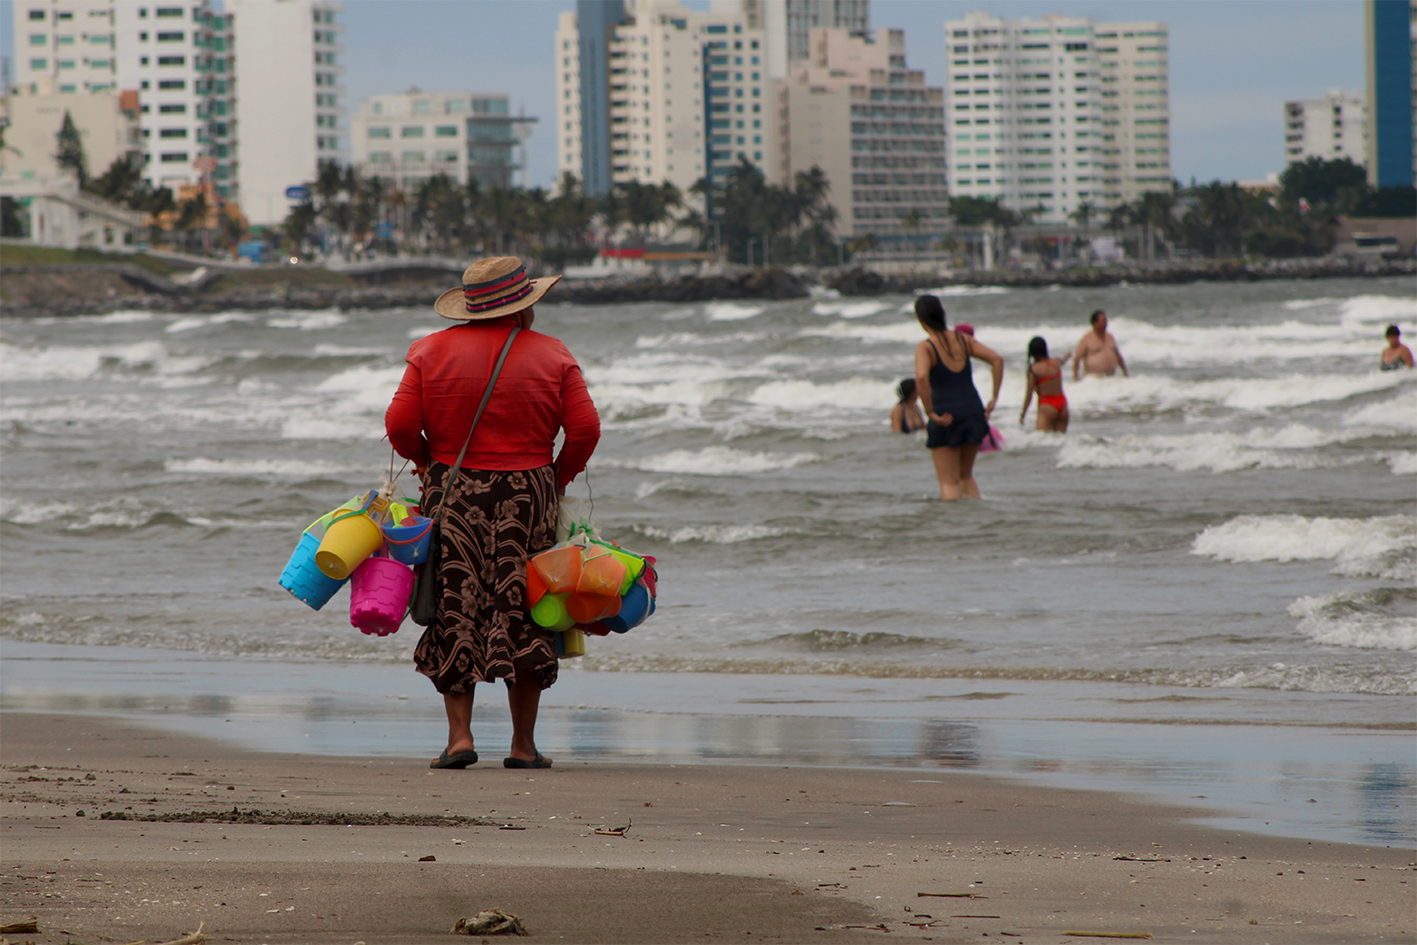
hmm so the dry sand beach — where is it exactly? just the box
[1,713,1412,945]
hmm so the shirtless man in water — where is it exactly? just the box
[1073,310,1129,380]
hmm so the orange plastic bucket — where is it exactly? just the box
[576,551,626,598]
[531,545,583,594]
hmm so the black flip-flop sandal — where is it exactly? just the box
[503,752,551,769]
[431,749,479,769]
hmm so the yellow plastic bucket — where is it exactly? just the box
[315,510,383,580]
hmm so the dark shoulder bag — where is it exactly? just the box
[410,328,520,627]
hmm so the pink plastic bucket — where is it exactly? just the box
[349,556,415,637]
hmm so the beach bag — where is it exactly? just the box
[409,327,520,627]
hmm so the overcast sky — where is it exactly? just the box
[2,0,1367,188]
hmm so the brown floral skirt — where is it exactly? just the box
[413,463,559,694]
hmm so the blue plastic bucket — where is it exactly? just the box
[601,581,651,634]
[381,515,433,565]
[280,531,349,610]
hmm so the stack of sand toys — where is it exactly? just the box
[278,488,433,637]
[527,538,658,658]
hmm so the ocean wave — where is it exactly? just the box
[1282,297,1342,311]
[915,285,1012,297]
[705,302,765,322]
[1057,432,1331,473]
[1191,513,1415,580]
[1338,294,1417,326]
[166,457,356,478]
[747,377,894,411]
[611,446,819,476]
[0,339,213,381]
[1344,389,1417,434]
[811,300,895,319]
[636,523,787,544]
[165,313,256,334]
[267,310,348,330]
[1289,588,1417,651]
[745,629,960,652]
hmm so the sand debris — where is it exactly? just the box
[917,891,987,899]
[1113,855,1171,862]
[594,819,632,836]
[452,909,526,936]
[1063,932,1153,940]
[97,807,493,827]
[0,918,39,934]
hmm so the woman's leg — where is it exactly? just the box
[1038,403,1058,431]
[1056,407,1069,433]
[931,446,964,500]
[506,663,548,764]
[957,444,983,498]
[440,688,476,760]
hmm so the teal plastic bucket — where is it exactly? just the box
[382,516,433,565]
[279,531,348,610]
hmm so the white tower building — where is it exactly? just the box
[556,0,773,210]
[1283,90,1368,168]
[228,0,345,227]
[943,12,1171,223]
[724,0,870,80]
[12,0,119,96]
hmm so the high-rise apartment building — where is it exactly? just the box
[351,90,534,192]
[781,27,946,240]
[1095,22,1171,206]
[1364,0,1415,187]
[556,0,773,206]
[943,12,1171,224]
[727,0,870,79]
[228,0,346,227]
[12,0,232,193]
[1283,91,1367,168]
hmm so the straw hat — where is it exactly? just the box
[433,256,562,321]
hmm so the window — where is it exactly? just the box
[160,127,187,138]
[158,79,185,89]
[157,55,185,66]
[435,125,457,137]
[369,151,393,163]
[29,9,45,19]
[28,34,46,45]
[436,150,458,163]
[156,31,183,41]
[400,150,425,163]
[159,151,188,162]
[155,7,183,16]
[29,58,47,69]
[57,34,74,44]
[159,103,186,113]
[367,126,391,139]
[400,126,424,138]
[57,59,75,69]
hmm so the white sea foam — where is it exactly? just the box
[747,377,895,411]
[268,311,348,330]
[1057,432,1329,473]
[812,300,893,319]
[166,457,354,477]
[1191,513,1415,580]
[705,302,765,322]
[165,313,255,333]
[279,414,385,441]
[1385,451,1417,476]
[1344,389,1417,434]
[0,499,78,525]
[1337,294,1417,327]
[0,339,212,381]
[915,285,1012,297]
[1288,594,1417,651]
[616,446,818,476]
[639,523,787,544]
[1281,297,1341,311]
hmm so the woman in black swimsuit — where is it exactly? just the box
[891,378,927,433]
[912,295,1004,500]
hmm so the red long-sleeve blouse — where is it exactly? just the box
[384,319,600,490]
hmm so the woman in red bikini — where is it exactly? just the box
[1019,336,1070,432]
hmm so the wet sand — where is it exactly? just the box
[2,712,1412,945]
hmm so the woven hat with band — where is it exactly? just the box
[433,256,562,321]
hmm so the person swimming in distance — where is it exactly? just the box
[891,378,928,433]
[1073,309,1129,380]
[1380,325,1413,370]
[1019,336,1071,432]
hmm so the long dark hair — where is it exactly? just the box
[896,378,917,403]
[915,294,960,356]
[1028,336,1049,364]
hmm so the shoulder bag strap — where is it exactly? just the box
[430,326,521,529]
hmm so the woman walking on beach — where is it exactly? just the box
[1018,336,1070,432]
[386,256,600,770]
[913,295,1003,500]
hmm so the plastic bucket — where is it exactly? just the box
[349,556,415,637]
[531,545,583,594]
[382,515,433,565]
[590,541,646,594]
[576,551,626,598]
[556,628,586,658]
[316,511,384,580]
[566,590,621,624]
[525,563,548,608]
[279,531,349,610]
[531,592,575,631]
[600,581,651,634]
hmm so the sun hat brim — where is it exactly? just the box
[433,273,562,321]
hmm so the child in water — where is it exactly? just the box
[891,378,928,433]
